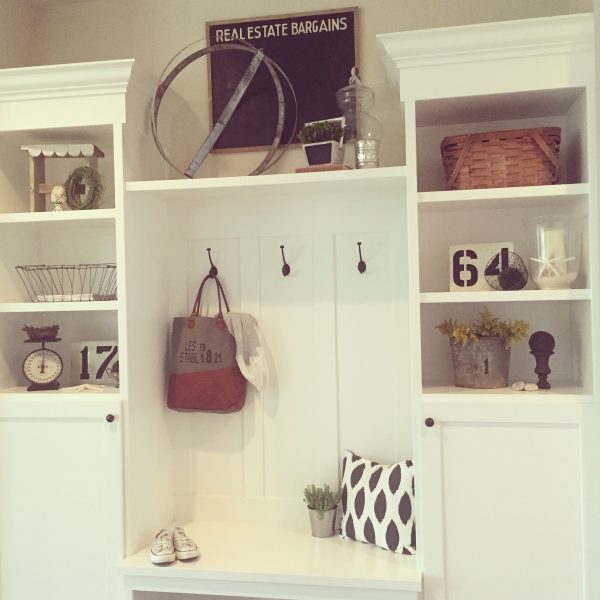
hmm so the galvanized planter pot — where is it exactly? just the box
[450,336,510,389]
[308,508,337,538]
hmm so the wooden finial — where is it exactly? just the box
[528,331,555,390]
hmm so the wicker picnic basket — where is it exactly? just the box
[440,127,561,190]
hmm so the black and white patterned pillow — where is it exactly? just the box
[340,450,416,554]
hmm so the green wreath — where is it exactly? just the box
[64,166,104,210]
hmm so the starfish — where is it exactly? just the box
[530,256,575,278]
[62,383,106,392]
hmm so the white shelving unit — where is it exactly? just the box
[379,13,599,600]
[120,165,418,599]
[1,13,597,600]
[0,60,134,600]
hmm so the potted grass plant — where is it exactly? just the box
[436,306,529,389]
[303,483,341,538]
[297,118,344,166]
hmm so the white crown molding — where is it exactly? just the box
[377,13,593,78]
[0,58,135,103]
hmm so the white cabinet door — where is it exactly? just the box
[0,400,122,600]
[420,401,586,600]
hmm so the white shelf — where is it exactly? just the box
[422,383,592,403]
[1,385,119,395]
[0,300,118,313]
[126,167,407,237]
[0,387,120,418]
[417,183,588,213]
[121,520,421,600]
[414,88,585,127]
[0,208,116,226]
[127,166,407,202]
[420,289,591,303]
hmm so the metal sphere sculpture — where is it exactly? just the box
[151,40,297,178]
[485,251,529,291]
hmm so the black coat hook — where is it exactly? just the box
[280,245,290,277]
[207,248,218,278]
[357,242,366,274]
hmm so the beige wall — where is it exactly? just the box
[16,0,593,72]
[1,0,593,174]
[0,0,34,68]
[596,0,599,176]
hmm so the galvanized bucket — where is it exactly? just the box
[450,336,510,389]
[308,508,336,538]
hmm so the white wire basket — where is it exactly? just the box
[15,263,117,302]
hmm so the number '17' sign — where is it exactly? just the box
[70,341,119,385]
[449,241,514,292]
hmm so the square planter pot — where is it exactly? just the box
[302,141,344,166]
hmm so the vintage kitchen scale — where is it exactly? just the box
[21,325,63,391]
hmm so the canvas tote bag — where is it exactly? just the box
[167,275,247,412]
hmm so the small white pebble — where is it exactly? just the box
[524,383,539,392]
[511,381,526,391]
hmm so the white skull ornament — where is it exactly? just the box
[50,185,67,211]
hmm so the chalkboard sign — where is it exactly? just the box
[206,8,358,151]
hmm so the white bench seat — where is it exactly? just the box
[120,520,422,600]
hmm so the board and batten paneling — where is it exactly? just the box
[336,231,412,462]
[170,222,410,522]
[259,234,338,497]
[173,238,246,501]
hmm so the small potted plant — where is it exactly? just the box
[297,118,344,166]
[436,306,529,389]
[303,483,341,538]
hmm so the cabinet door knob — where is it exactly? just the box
[106,414,115,423]
[424,417,435,428]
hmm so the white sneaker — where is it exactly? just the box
[173,526,200,560]
[150,529,176,564]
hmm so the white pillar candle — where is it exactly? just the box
[540,227,567,275]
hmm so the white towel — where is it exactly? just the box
[223,312,268,392]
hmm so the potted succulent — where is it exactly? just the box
[297,118,344,166]
[303,483,341,538]
[436,306,529,389]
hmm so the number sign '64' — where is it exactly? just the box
[449,242,514,292]
[70,341,118,385]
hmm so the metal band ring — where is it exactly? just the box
[151,41,297,177]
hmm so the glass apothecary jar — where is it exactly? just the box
[523,214,582,289]
[336,67,382,168]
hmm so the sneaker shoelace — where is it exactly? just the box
[155,530,172,552]
[174,528,196,549]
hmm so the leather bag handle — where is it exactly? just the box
[213,277,231,313]
[190,275,231,319]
